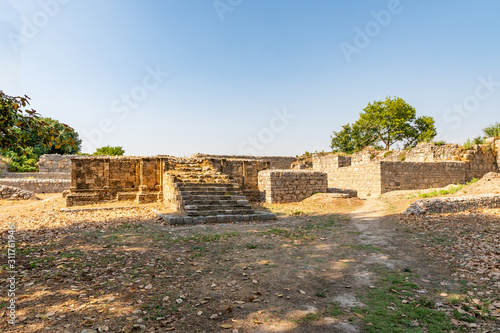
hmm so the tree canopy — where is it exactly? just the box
[93,146,125,156]
[331,96,436,153]
[0,91,80,154]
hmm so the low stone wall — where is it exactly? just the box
[0,185,37,199]
[38,154,79,172]
[0,179,70,193]
[380,161,467,193]
[258,170,327,204]
[193,154,296,170]
[0,172,70,180]
[404,194,500,215]
[313,155,382,197]
[313,141,499,197]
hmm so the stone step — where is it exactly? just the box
[174,175,230,181]
[181,194,247,201]
[165,162,255,218]
[175,166,204,172]
[176,179,230,184]
[185,209,255,216]
[184,203,252,211]
[183,198,244,205]
[176,178,230,183]
[159,212,276,225]
[176,183,239,190]
[173,170,220,175]
[179,188,242,193]
[178,187,240,193]
[183,198,249,205]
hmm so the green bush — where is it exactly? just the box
[3,147,39,172]
[483,122,500,138]
[472,136,484,144]
[463,138,473,150]
[93,146,125,156]
[433,140,447,146]
[463,136,484,149]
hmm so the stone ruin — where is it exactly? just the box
[0,185,37,200]
[313,140,500,197]
[65,140,500,208]
[65,155,297,223]
[0,154,71,193]
[0,138,492,222]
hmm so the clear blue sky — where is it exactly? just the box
[1,0,499,156]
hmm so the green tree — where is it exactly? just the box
[331,97,436,152]
[93,146,125,156]
[330,123,376,154]
[482,122,500,138]
[0,91,80,153]
[0,91,39,153]
[32,117,82,155]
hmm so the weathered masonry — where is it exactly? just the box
[0,154,72,193]
[258,170,327,204]
[313,141,500,197]
[65,156,297,212]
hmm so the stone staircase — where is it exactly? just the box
[161,160,275,225]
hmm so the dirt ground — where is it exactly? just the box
[1,185,499,332]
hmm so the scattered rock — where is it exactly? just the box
[0,185,38,200]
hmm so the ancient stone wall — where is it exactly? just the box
[258,170,327,204]
[162,174,182,212]
[0,172,71,180]
[380,161,467,193]
[0,155,72,193]
[67,156,275,206]
[313,141,499,197]
[313,158,470,197]
[312,155,382,197]
[0,179,70,193]
[350,143,498,176]
[463,144,498,180]
[38,154,79,172]
[496,139,500,171]
[68,156,166,205]
[193,154,296,170]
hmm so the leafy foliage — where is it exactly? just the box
[463,136,485,149]
[33,117,82,154]
[433,140,447,146]
[93,145,125,156]
[0,91,82,172]
[331,97,436,153]
[0,91,80,153]
[330,123,377,154]
[482,122,500,138]
[3,147,39,172]
[0,91,38,153]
